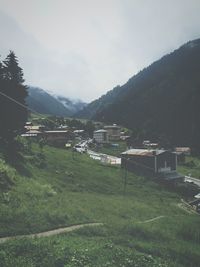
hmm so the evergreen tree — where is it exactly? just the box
[85,120,95,138]
[0,51,28,153]
[3,51,24,84]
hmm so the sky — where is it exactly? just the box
[0,0,200,102]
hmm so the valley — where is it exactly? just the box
[1,34,200,267]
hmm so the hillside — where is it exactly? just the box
[75,85,125,119]
[26,87,86,117]
[77,39,200,151]
[0,144,200,266]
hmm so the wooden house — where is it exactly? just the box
[121,149,184,182]
[104,124,121,141]
[73,130,85,138]
[44,130,72,145]
[175,147,191,163]
[175,147,191,156]
[25,124,45,132]
[25,121,33,127]
[21,130,42,138]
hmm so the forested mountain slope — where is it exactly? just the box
[26,87,86,117]
[78,39,200,151]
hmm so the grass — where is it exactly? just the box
[177,156,200,179]
[0,159,16,191]
[0,143,200,266]
[93,141,127,157]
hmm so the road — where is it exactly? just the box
[185,176,200,187]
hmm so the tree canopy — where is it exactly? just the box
[0,51,28,153]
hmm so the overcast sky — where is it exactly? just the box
[0,0,200,102]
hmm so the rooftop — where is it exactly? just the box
[104,125,120,129]
[45,131,69,133]
[94,129,107,133]
[74,130,85,133]
[25,125,45,130]
[26,130,42,134]
[121,149,166,157]
[175,147,191,152]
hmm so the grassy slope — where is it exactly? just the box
[93,141,127,157]
[0,144,200,267]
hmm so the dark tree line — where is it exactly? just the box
[91,39,200,154]
[0,51,28,157]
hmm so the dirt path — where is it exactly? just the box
[0,222,103,244]
[137,201,199,224]
[138,215,165,224]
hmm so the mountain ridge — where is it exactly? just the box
[26,86,86,117]
[77,38,200,151]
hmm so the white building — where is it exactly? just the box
[93,129,108,143]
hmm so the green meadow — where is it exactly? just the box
[93,141,127,157]
[0,144,199,267]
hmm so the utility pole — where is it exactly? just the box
[72,148,75,160]
[123,158,128,196]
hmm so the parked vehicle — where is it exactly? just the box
[73,145,87,153]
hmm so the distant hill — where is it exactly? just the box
[77,38,200,152]
[26,87,86,117]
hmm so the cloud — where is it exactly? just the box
[0,10,96,100]
[0,0,200,101]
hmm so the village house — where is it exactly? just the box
[73,129,85,138]
[121,148,184,182]
[120,135,130,141]
[22,122,42,138]
[21,130,42,138]
[104,124,121,141]
[174,147,191,163]
[24,124,46,132]
[57,125,69,130]
[125,137,144,149]
[93,129,108,144]
[44,130,72,145]
[175,147,191,155]
[143,140,159,149]
[25,121,33,127]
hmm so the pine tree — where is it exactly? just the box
[0,51,28,154]
[3,51,24,84]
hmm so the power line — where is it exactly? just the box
[0,90,40,115]
[0,90,60,127]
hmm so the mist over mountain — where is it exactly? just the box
[26,87,86,117]
[54,95,87,114]
[77,38,200,152]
